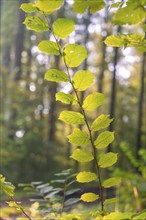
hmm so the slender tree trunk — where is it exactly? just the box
[135,52,146,159]
[14,0,27,80]
[108,26,121,152]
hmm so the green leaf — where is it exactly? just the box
[7,201,23,211]
[20,3,37,13]
[53,18,75,38]
[76,172,97,183]
[94,131,114,149]
[105,34,146,51]
[103,177,121,188]
[114,5,146,25]
[63,44,87,67]
[104,35,125,47]
[0,174,15,197]
[23,16,49,32]
[80,193,99,202]
[70,149,93,163]
[35,0,63,13]
[103,212,134,220]
[91,114,113,131]
[82,92,104,110]
[73,0,105,14]
[56,92,75,104]
[104,198,117,205]
[110,2,122,8]
[132,210,146,220]
[59,111,85,125]
[67,128,90,146]
[45,69,69,83]
[38,40,60,55]
[73,70,94,91]
[99,152,118,168]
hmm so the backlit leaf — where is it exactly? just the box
[73,0,105,14]
[56,92,74,104]
[45,69,69,83]
[80,193,99,202]
[23,16,49,32]
[99,152,118,168]
[91,114,113,131]
[20,3,37,13]
[35,0,63,13]
[114,5,145,25]
[70,149,93,163]
[94,131,114,149]
[103,177,121,188]
[67,128,90,146]
[73,70,94,91]
[132,210,146,220]
[103,212,134,220]
[59,111,85,125]
[53,18,75,38]
[0,175,15,197]
[76,172,97,183]
[82,92,104,110]
[63,44,87,67]
[38,40,60,55]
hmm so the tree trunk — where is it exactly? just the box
[135,52,146,159]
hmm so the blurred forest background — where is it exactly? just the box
[0,0,145,187]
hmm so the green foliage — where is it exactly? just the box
[56,92,75,104]
[80,193,99,202]
[59,111,85,125]
[114,0,146,25]
[91,114,113,131]
[23,16,49,32]
[52,18,75,38]
[73,70,94,91]
[63,44,87,67]
[67,128,90,146]
[20,3,37,13]
[82,92,104,110]
[76,171,97,183]
[0,174,15,197]
[45,69,69,82]
[34,0,63,14]
[73,0,106,14]
[104,34,146,52]
[94,131,114,149]
[99,152,118,168]
[102,177,121,188]
[70,149,94,163]
[38,40,60,55]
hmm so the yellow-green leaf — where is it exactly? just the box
[76,172,97,183]
[73,70,94,91]
[0,174,15,197]
[20,3,37,13]
[104,35,125,47]
[56,92,74,104]
[99,153,118,168]
[67,128,90,146]
[91,114,113,131]
[63,44,87,67]
[103,212,134,220]
[23,16,49,32]
[35,0,63,13]
[80,193,99,202]
[82,92,104,110]
[38,40,60,55]
[94,131,114,149]
[103,177,121,188]
[70,149,93,163]
[59,111,85,125]
[45,69,69,83]
[53,18,75,38]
